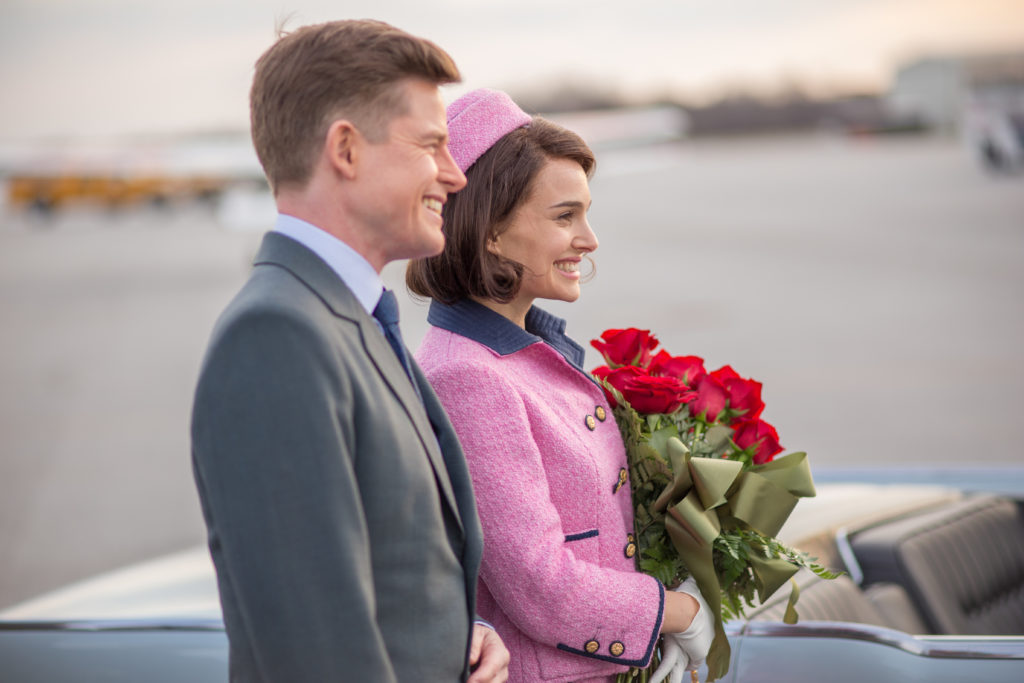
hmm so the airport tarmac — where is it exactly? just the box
[2,133,1022,608]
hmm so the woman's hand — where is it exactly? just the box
[650,635,690,683]
[651,578,714,683]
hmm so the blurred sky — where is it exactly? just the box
[2,0,1023,143]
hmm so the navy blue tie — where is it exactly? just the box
[373,289,421,397]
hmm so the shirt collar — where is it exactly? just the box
[272,213,383,314]
[427,298,587,370]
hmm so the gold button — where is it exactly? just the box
[585,415,597,431]
[585,639,600,654]
[624,542,637,559]
[627,533,636,544]
[613,467,628,493]
[610,641,625,657]
[595,406,607,421]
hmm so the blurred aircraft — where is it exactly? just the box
[0,133,267,217]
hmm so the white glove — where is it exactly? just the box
[650,577,714,683]
[649,635,689,683]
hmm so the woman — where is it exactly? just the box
[408,89,711,683]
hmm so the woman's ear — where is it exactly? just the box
[485,233,502,257]
[324,120,359,180]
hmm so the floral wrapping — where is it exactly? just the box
[591,328,839,682]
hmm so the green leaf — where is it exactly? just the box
[646,424,679,461]
[705,424,734,451]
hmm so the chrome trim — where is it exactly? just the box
[0,618,224,632]
[834,526,863,585]
[740,620,1024,660]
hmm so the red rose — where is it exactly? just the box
[711,365,764,422]
[619,373,697,415]
[592,365,646,408]
[690,374,729,422]
[650,350,706,387]
[591,328,660,369]
[733,419,783,464]
[710,365,740,383]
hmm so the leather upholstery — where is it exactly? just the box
[850,495,1024,635]
[749,571,925,633]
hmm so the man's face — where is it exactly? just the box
[352,79,467,267]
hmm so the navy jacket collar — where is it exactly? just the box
[427,299,587,371]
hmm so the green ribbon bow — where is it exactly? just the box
[652,438,815,681]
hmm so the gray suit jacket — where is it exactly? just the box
[191,232,484,682]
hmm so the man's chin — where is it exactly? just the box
[402,231,445,261]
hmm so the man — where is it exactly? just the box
[191,20,509,682]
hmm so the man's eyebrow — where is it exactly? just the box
[423,129,448,144]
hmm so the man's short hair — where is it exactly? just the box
[250,19,460,194]
[406,117,595,304]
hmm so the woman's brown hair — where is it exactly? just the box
[407,117,595,304]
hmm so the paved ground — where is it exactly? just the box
[1,133,1022,608]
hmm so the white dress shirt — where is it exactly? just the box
[272,213,383,314]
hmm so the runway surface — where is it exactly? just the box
[2,133,1022,608]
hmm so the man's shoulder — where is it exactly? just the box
[201,263,368,368]
[227,260,359,325]
[245,231,369,322]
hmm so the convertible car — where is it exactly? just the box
[2,471,1022,682]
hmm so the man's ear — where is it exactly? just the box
[324,120,360,180]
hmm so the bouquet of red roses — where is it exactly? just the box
[591,328,836,683]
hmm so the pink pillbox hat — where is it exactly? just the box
[446,88,532,173]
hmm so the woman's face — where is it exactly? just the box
[490,157,598,306]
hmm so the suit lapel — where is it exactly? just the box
[359,322,463,532]
[252,232,462,530]
[415,367,478,542]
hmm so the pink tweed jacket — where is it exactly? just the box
[416,300,664,683]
